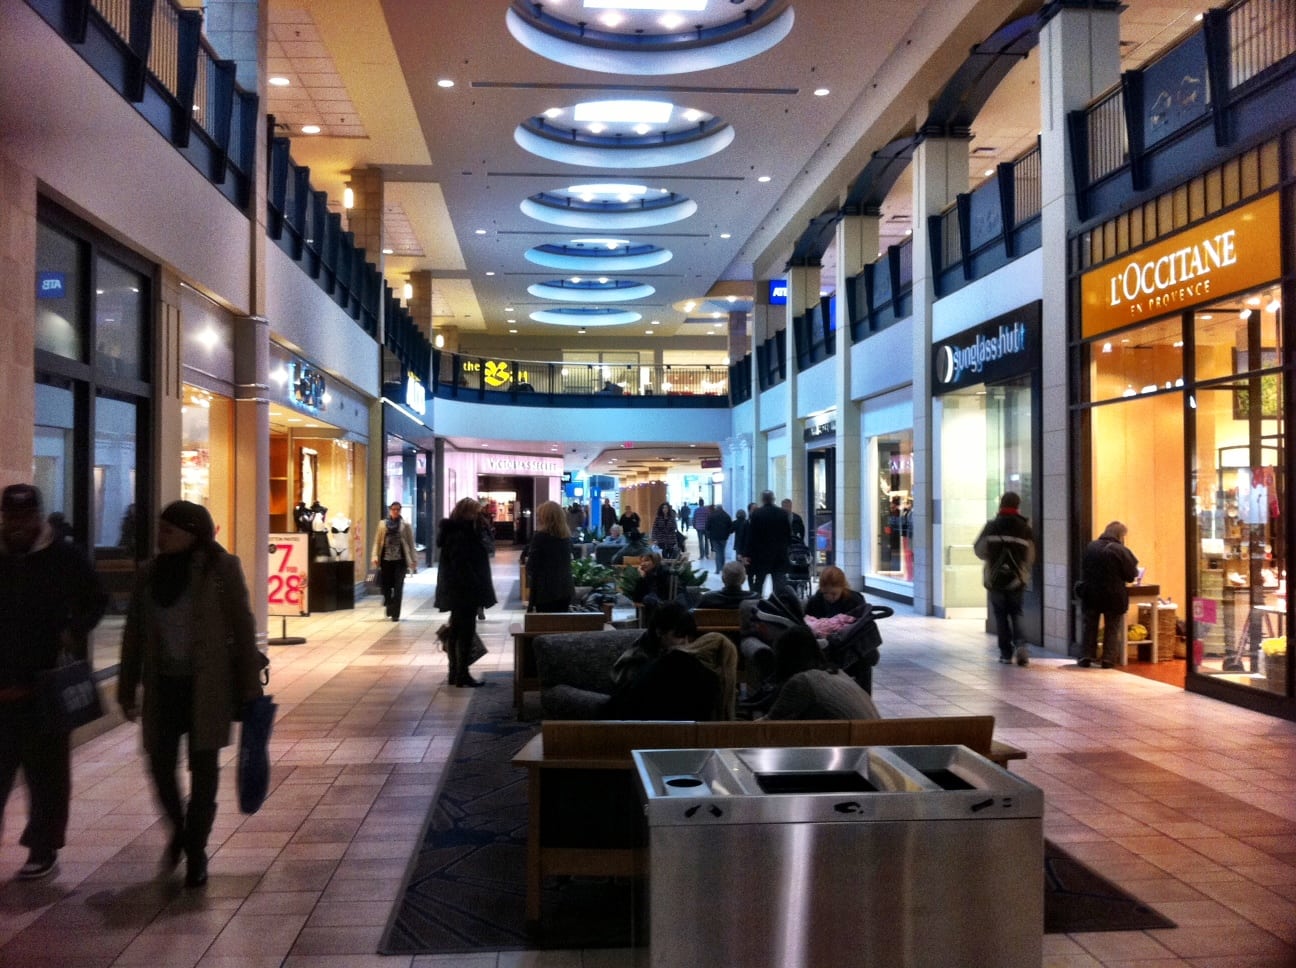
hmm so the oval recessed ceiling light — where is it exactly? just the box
[474,228,487,235]
[813,88,830,97]
[719,232,731,239]
[528,279,656,303]
[269,76,290,87]
[522,184,696,229]
[530,307,642,328]
[516,100,733,169]
[757,175,771,183]
[437,78,455,88]
[301,124,321,134]
[506,2,794,76]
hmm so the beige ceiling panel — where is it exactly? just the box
[386,182,465,271]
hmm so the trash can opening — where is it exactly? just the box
[755,771,877,794]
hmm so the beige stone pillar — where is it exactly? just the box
[784,266,815,525]
[234,314,271,645]
[0,149,36,489]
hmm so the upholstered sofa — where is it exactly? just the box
[532,627,644,719]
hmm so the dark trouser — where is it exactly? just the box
[532,597,570,614]
[380,559,408,618]
[0,694,71,856]
[989,589,1024,660]
[749,569,787,599]
[1081,608,1124,664]
[148,676,220,858]
[448,606,478,683]
[711,537,727,575]
[697,530,709,558]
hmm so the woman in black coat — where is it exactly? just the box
[434,497,498,686]
[1078,520,1139,668]
[525,500,574,613]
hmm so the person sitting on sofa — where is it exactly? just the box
[606,603,735,720]
[696,560,759,609]
[760,626,881,722]
[610,528,649,565]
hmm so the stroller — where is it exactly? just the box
[785,540,815,600]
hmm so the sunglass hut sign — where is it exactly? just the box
[932,303,1040,394]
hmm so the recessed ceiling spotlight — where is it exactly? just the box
[599,11,623,27]
[983,168,994,177]
[720,232,731,239]
[588,122,607,134]
[575,100,674,125]
[813,88,829,97]
[651,319,660,325]
[544,107,563,119]
[905,228,912,235]
[268,76,290,87]
[659,13,684,29]
[646,330,654,335]
[505,306,514,311]
[509,328,518,334]
[726,295,737,302]
[632,124,652,136]
[507,318,516,323]
[475,228,487,235]
[301,124,321,134]
[382,248,393,255]
[485,271,495,276]
[683,108,703,123]
[437,78,455,88]
[577,328,587,334]
[757,175,771,183]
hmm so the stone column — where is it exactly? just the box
[1038,1,1122,651]
[346,166,385,265]
[154,267,185,507]
[910,131,970,616]
[835,214,879,584]
[784,266,815,528]
[0,148,36,487]
[750,283,771,492]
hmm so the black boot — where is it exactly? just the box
[183,798,215,888]
[454,639,481,687]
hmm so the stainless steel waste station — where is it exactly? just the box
[632,744,1043,968]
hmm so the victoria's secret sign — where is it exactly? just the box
[1080,192,1280,337]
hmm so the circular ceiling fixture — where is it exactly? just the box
[529,279,656,303]
[515,99,732,168]
[506,1,794,76]
[524,240,673,272]
[530,307,642,328]
[521,182,697,229]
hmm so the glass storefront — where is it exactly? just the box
[181,384,234,545]
[1077,173,1291,708]
[870,431,913,581]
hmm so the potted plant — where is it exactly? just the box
[571,557,616,601]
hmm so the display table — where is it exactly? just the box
[309,559,356,612]
[1123,584,1161,665]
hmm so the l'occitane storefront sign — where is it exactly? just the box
[1080,192,1280,338]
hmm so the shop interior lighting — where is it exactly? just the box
[403,281,413,300]
[1267,299,1282,313]
[342,186,354,210]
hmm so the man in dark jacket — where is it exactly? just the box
[746,490,792,597]
[1078,521,1139,668]
[0,484,107,881]
[973,492,1036,666]
[704,503,733,574]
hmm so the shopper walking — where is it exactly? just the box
[118,500,266,888]
[746,490,793,597]
[1077,521,1140,668]
[649,502,680,559]
[692,499,710,559]
[973,492,1036,666]
[704,502,733,575]
[434,498,498,687]
[525,500,575,613]
[0,484,107,881]
[371,501,417,621]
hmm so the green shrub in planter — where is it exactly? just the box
[571,557,615,588]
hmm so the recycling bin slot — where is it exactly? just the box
[754,771,878,794]
[920,767,976,790]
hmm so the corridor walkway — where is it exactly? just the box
[0,548,1293,967]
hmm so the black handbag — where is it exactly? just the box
[37,656,104,734]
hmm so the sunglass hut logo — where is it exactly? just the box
[937,322,1028,385]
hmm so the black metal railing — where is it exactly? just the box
[1085,86,1128,185]
[1230,0,1296,88]
[432,354,731,406]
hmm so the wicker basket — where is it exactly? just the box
[1136,603,1179,661]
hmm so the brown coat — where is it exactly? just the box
[118,545,265,754]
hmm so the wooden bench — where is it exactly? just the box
[512,715,1026,926]
[509,611,608,710]
[689,607,742,641]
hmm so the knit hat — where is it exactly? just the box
[159,500,215,543]
[1,484,42,515]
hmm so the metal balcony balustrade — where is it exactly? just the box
[432,353,732,408]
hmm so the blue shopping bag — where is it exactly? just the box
[237,694,277,814]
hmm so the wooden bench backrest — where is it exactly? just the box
[523,611,606,634]
[620,556,643,568]
[541,715,995,762]
[690,608,742,630]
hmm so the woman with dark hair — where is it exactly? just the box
[524,500,574,613]
[434,497,498,687]
[761,626,880,721]
[118,501,267,888]
[649,502,679,559]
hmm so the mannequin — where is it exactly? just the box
[328,514,352,560]
[294,502,314,533]
[308,502,330,559]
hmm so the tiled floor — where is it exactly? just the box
[2,547,1295,967]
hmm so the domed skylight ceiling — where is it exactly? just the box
[530,307,643,328]
[515,99,732,168]
[524,239,673,271]
[506,1,794,76]
[529,279,656,303]
[520,182,697,229]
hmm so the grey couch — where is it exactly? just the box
[533,627,644,719]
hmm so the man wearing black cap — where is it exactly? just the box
[0,483,107,881]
